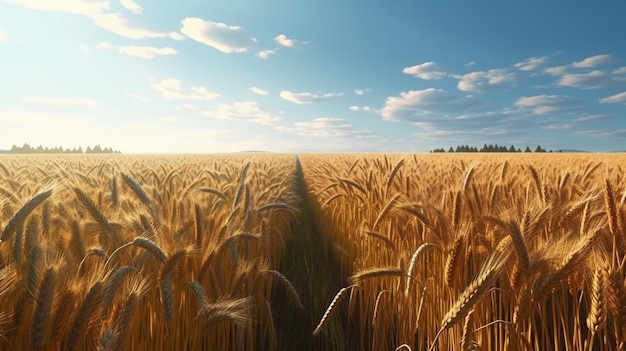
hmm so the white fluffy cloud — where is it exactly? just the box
[514,94,581,114]
[181,18,256,53]
[572,54,614,68]
[22,95,100,107]
[248,87,269,95]
[120,0,141,14]
[274,34,296,48]
[403,62,447,80]
[455,69,516,92]
[380,88,479,122]
[151,79,220,100]
[280,90,343,104]
[600,91,626,104]
[204,101,280,125]
[514,56,548,71]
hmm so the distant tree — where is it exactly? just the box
[524,146,532,153]
[448,147,455,153]
[508,145,516,152]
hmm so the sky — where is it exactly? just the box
[1,1,625,153]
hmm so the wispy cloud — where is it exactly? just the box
[349,105,375,112]
[600,91,626,104]
[454,69,516,92]
[354,88,370,95]
[277,118,376,139]
[256,49,276,59]
[126,93,151,103]
[557,70,623,89]
[98,42,177,59]
[21,95,100,107]
[571,54,614,68]
[514,56,549,71]
[6,0,167,39]
[204,101,280,124]
[120,0,141,14]
[542,54,625,89]
[151,79,220,100]
[248,87,269,95]
[576,129,626,138]
[181,18,256,54]
[514,94,582,114]
[403,62,447,80]
[279,90,343,104]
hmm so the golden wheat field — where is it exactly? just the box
[0,153,625,350]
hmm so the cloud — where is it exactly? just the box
[256,49,276,59]
[5,0,109,17]
[98,42,177,59]
[349,105,375,113]
[93,12,166,39]
[151,79,220,100]
[556,70,622,89]
[117,45,176,59]
[614,67,626,75]
[544,65,568,76]
[274,34,297,48]
[455,69,516,92]
[402,62,447,80]
[6,0,169,39]
[168,32,186,41]
[279,90,343,104]
[277,118,376,139]
[21,95,100,107]
[120,0,141,14]
[514,94,581,114]
[380,88,479,122]
[600,91,626,104]
[572,54,614,68]
[465,61,475,67]
[126,93,151,102]
[0,29,9,42]
[576,129,626,138]
[181,17,256,53]
[354,88,370,95]
[79,44,89,53]
[248,87,269,95]
[514,56,548,71]
[204,101,280,125]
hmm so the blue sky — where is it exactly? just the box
[1,1,625,153]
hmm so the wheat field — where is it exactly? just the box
[1,153,625,350]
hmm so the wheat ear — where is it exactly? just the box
[312,285,356,336]
[30,267,56,348]
[0,189,53,243]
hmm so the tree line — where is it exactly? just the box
[8,143,121,154]
[431,144,552,153]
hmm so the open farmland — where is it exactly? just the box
[1,153,626,350]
